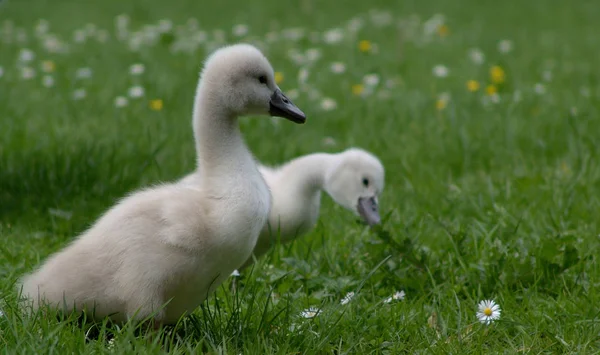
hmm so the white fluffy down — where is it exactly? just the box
[181,148,385,269]
[19,44,299,325]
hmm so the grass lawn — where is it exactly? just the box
[1,0,600,353]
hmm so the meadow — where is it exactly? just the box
[1,0,600,353]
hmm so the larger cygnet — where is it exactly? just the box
[19,43,306,326]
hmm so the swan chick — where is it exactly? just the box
[181,148,384,268]
[18,43,306,326]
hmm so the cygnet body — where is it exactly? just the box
[181,148,384,268]
[19,44,306,325]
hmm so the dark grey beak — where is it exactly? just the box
[357,196,381,226]
[269,88,306,124]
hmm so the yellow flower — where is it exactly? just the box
[437,25,449,37]
[466,80,480,92]
[358,40,371,53]
[352,84,364,96]
[274,71,284,84]
[485,85,497,96]
[435,99,447,111]
[149,99,163,111]
[490,65,505,84]
[41,60,56,73]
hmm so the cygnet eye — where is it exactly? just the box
[258,75,267,84]
[362,177,370,187]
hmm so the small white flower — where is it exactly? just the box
[35,19,50,36]
[0,308,4,317]
[320,98,337,111]
[432,65,449,78]
[19,49,35,63]
[107,338,115,349]
[72,88,86,100]
[128,85,145,98]
[384,290,406,303]
[21,67,36,80]
[114,96,128,108]
[490,93,501,103]
[498,40,513,54]
[364,74,380,87]
[0,66,4,78]
[468,48,485,65]
[42,75,54,88]
[232,24,248,37]
[330,62,346,74]
[265,31,279,43]
[298,68,309,84]
[323,28,343,44]
[341,292,355,305]
[73,29,86,43]
[370,10,393,27]
[513,90,522,103]
[129,63,145,75]
[346,17,364,33]
[286,89,299,100]
[281,28,305,41]
[231,269,240,277]
[423,14,445,35]
[305,48,321,62]
[158,19,173,33]
[534,83,546,95]
[542,70,552,82]
[476,299,501,325]
[76,67,92,79]
[322,136,337,147]
[301,307,320,319]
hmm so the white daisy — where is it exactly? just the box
[476,299,501,324]
[330,62,346,74]
[301,307,320,319]
[35,19,50,36]
[542,70,552,82]
[384,290,406,303]
[340,292,355,305]
[490,93,500,103]
[432,65,449,78]
[158,19,173,33]
[128,85,145,98]
[232,24,248,37]
[73,29,86,43]
[363,74,380,87]
[114,96,128,108]
[18,48,35,63]
[305,48,321,63]
[320,98,337,111]
[129,63,145,75]
[323,28,343,44]
[285,89,299,101]
[72,88,86,100]
[498,40,513,54]
[42,75,54,88]
[231,269,240,277]
[297,68,309,84]
[76,67,92,79]
[468,48,485,65]
[534,83,546,95]
[21,67,36,80]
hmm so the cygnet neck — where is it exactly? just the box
[279,153,336,195]
[192,83,253,180]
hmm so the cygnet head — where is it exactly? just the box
[198,43,306,123]
[324,148,385,226]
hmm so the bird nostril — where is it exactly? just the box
[283,98,289,103]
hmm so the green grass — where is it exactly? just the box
[1,0,600,353]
